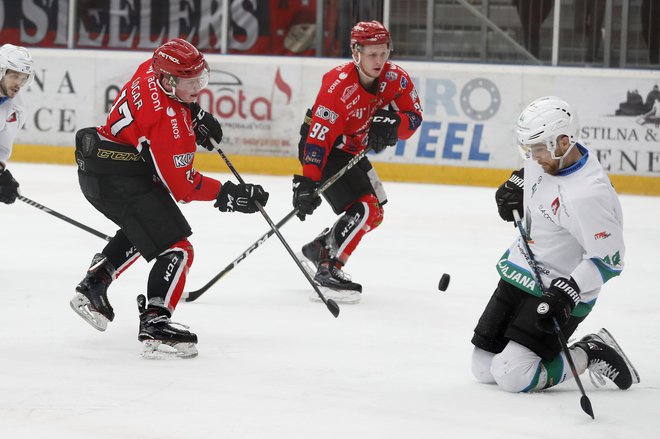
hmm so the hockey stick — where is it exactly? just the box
[512,210,594,419]
[210,142,340,318]
[184,146,372,303]
[18,195,112,241]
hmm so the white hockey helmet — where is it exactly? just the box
[516,96,579,160]
[0,44,35,86]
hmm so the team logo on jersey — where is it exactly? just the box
[385,71,398,81]
[551,197,560,215]
[173,152,194,168]
[400,76,408,89]
[594,231,611,240]
[315,105,339,124]
[341,83,359,103]
[6,112,17,123]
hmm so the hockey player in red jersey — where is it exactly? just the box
[293,21,423,303]
[70,39,269,358]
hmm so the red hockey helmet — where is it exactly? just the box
[350,21,391,49]
[152,38,209,100]
[152,38,207,78]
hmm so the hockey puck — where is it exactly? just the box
[438,273,450,291]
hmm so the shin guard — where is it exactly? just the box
[329,193,383,264]
[147,239,194,312]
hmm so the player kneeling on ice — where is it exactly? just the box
[292,21,422,303]
[70,39,268,359]
[471,96,639,392]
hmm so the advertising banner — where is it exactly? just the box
[16,49,660,179]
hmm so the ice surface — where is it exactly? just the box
[1,162,658,438]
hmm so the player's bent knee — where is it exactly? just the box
[490,341,544,393]
[472,347,496,384]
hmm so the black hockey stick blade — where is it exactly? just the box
[580,395,595,419]
[326,298,340,318]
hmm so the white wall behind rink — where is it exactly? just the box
[16,48,660,179]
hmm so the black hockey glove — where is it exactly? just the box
[189,102,223,151]
[215,181,269,213]
[368,109,401,153]
[292,174,321,221]
[0,168,19,204]
[536,277,581,333]
[495,168,524,222]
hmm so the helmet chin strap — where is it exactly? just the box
[157,75,185,103]
[554,141,577,169]
[352,51,379,82]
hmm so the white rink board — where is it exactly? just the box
[18,49,660,176]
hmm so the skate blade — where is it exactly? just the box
[298,253,361,304]
[309,286,361,304]
[297,252,317,279]
[70,293,109,332]
[141,340,198,360]
[596,328,640,384]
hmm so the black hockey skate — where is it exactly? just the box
[299,230,362,303]
[137,295,198,359]
[572,328,640,390]
[70,253,115,331]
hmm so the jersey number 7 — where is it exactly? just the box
[109,89,135,136]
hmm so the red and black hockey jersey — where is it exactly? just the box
[97,59,221,203]
[301,61,423,181]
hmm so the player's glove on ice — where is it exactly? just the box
[215,181,269,213]
[292,174,321,221]
[190,102,223,151]
[368,109,401,153]
[536,277,581,333]
[0,168,19,204]
[495,168,524,222]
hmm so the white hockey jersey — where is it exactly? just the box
[496,144,624,317]
[0,92,27,164]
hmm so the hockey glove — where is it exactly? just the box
[495,168,524,222]
[368,109,401,153]
[292,174,321,221]
[0,168,19,204]
[536,277,581,333]
[215,181,269,213]
[190,102,223,151]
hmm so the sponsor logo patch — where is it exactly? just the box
[400,76,408,89]
[551,197,560,215]
[302,144,325,168]
[173,152,194,168]
[6,112,17,123]
[594,231,611,240]
[315,105,339,124]
[341,83,359,103]
[385,71,398,81]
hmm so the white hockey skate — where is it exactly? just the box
[298,253,361,304]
